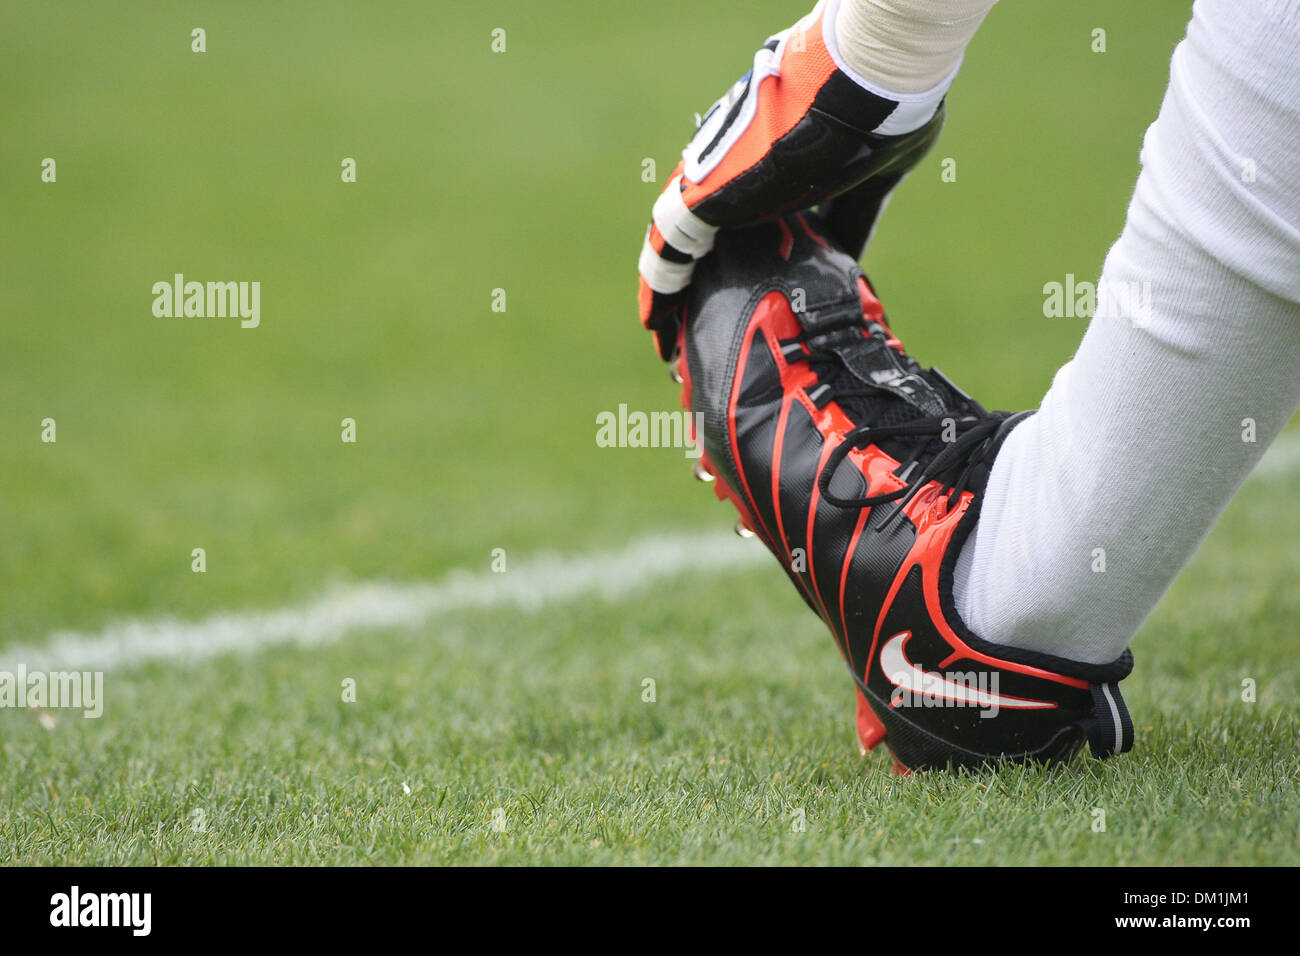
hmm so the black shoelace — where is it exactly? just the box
[784,328,1008,531]
[819,414,1007,531]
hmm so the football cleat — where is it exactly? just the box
[674,213,1135,772]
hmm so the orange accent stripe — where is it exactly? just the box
[869,491,1090,691]
[777,219,794,260]
[795,212,831,250]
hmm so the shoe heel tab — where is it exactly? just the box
[1079,681,1135,758]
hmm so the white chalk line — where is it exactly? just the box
[3,430,1297,675]
[0,530,770,674]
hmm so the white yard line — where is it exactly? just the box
[0,531,769,673]
[5,431,1297,674]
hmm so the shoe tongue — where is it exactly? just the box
[836,336,948,417]
[799,296,948,418]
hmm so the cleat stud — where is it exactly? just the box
[691,461,715,483]
[733,519,756,539]
[669,363,683,385]
[855,687,888,753]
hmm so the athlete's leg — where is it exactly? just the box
[953,0,1300,663]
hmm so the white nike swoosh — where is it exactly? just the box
[880,632,1055,709]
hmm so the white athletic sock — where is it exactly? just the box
[952,0,1300,664]
[832,0,1000,94]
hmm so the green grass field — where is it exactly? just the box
[2,0,1296,865]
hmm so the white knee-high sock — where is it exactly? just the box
[953,0,1300,665]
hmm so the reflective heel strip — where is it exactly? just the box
[1082,681,1134,758]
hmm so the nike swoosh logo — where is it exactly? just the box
[880,631,1055,709]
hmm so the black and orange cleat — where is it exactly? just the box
[673,213,1135,772]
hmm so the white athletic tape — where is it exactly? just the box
[639,232,696,294]
[651,177,717,258]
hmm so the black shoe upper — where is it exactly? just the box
[681,213,1134,770]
